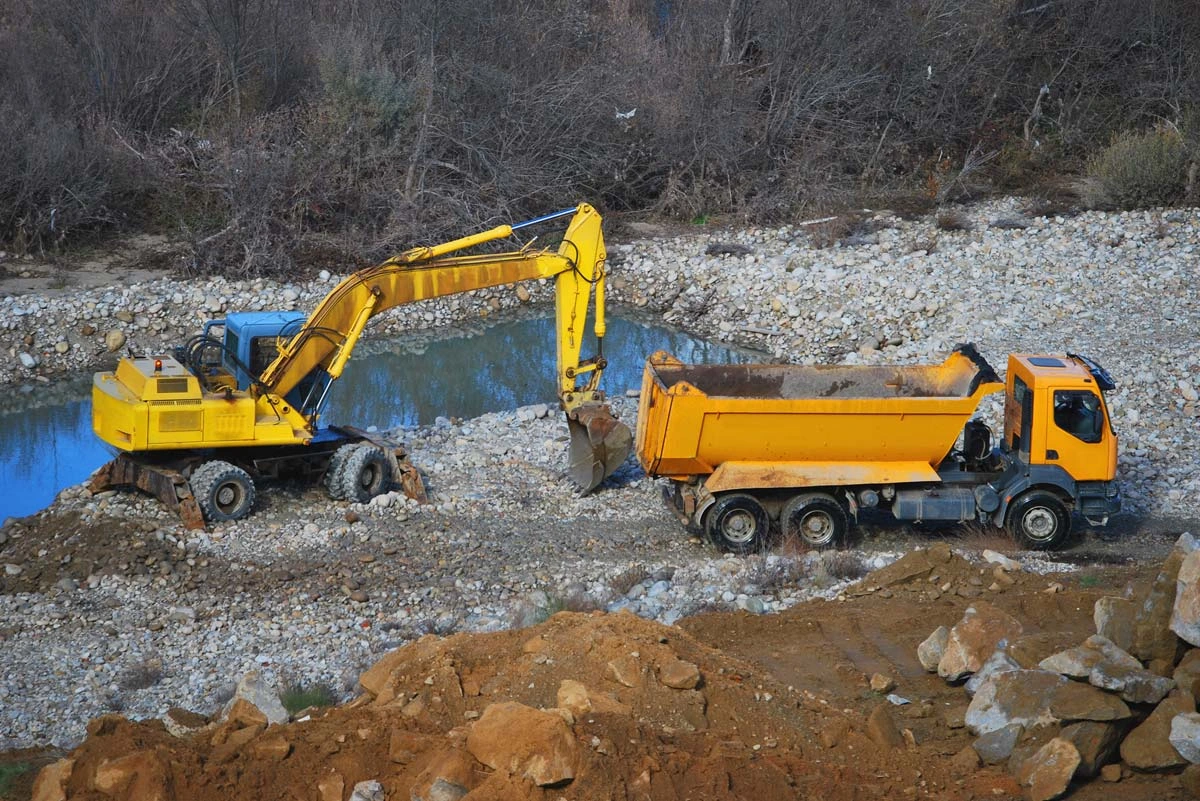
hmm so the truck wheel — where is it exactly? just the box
[781,493,848,549]
[1006,490,1072,550]
[323,443,360,500]
[335,445,392,503]
[705,494,771,554]
[190,460,256,522]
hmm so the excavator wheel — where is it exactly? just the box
[334,444,392,503]
[190,460,256,522]
[323,443,360,501]
[566,404,633,494]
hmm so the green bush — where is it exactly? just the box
[280,681,337,716]
[1081,128,1189,209]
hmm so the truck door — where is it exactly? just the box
[1040,388,1114,481]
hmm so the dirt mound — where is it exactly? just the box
[32,611,1023,801]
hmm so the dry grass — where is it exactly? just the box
[953,521,1017,553]
[935,209,972,231]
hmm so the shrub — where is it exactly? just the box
[280,681,337,716]
[1081,128,1190,209]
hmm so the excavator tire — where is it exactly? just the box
[334,445,392,503]
[323,443,360,501]
[190,460,256,522]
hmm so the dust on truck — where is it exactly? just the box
[635,345,1120,551]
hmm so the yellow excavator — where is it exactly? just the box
[90,204,633,527]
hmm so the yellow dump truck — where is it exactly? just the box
[635,345,1119,551]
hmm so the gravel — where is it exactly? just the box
[1,197,1198,749]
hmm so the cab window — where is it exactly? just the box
[1053,390,1103,443]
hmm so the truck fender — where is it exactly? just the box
[991,466,1077,527]
[692,484,718,529]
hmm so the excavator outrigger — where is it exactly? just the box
[90,204,633,528]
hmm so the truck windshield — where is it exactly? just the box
[1053,390,1104,443]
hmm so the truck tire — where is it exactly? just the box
[781,493,848,549]
[1006,490,1072,550]
[190,460,256,522]
[323,443,360,501]
[335,445,392,503]
[705,493,771,554]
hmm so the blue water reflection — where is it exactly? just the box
[0,313,767,521]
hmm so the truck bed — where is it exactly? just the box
[635,346,1004,484]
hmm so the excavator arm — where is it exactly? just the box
[255,203,631,491]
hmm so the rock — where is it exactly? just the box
[1089,661,1176,704]
[918,626,950,672]
[964,648,1020,696]
[606,654,643,688]
[1171,712,1200,763]
[18,352,37,368]
[973,723,1023,764]
[411,750,475,801]
[114,310,134,323]
[467,702,578,786]
[818,716,851,749]
[1039,634,1141,678]
[1017,737,1081,801]
[1177,650,1200,697]
[1061,721,1124,778]
[92,751,168,801]
[866,704,905,750]
[1048,679,1132,722]
[248,736,292,760]
[966,669,1128,736]
[1184,764,1200,798]
[316,771,344,801]
[982,550,1021,572]
[31,758,73,801]
[1174,550,1200,647]
[1120,689,1195,771]
[861,548,935,590]
[658,659,701,690]
[1100,763,1122,782]
[104,330,126,352]
[348,780,384,801]
[515,286,531,302]
[81,323,96,336]
[1095,596,1137,652]
[938,603,1024,682]
[349,589,369,603]
[221,670,289,725]
[227,698,269,728]
[1132,533,1198,664]
[949,745,981,776]
[163,707,209,738]
[869,673,895,693]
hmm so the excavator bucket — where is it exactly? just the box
[566,404,633,494]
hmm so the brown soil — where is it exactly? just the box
[14,549,1187,801]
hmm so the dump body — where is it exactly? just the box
[636,348,1004,493]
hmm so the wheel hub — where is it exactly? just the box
[1023,508,1056,540]
[722,511,757,544]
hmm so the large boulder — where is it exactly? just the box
[918,626,950,672]
[1120,689,1195,771]
[1094,596,1137,652]
[1132,533,1198,664]
[31,759,73,801]
[939,604,1025,682]
[967,670,1130,736]
[467,702,578,787]
[1017,738,1081,801]
[220,671,289,725]
[1060,721,1125,778]
[1039,635,1141,679]
[1089,661,1176,705]
[965,648,1021,696]
[1176,650,1200,697]
[1173,550,1200,647]
[1170,712,1200,764]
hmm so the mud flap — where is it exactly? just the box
[566,404,633,494]
[89,455,206,530]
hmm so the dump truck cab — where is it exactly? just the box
[995,353,1120,531]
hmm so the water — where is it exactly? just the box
[0,312,766,521]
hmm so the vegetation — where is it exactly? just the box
[2,0,1198,270]
[0,762,32,798]
[280,681,337,715]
